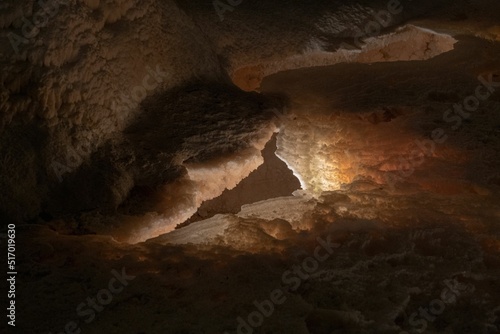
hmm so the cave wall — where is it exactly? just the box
[0,0,225,222]
[2,0,497,242]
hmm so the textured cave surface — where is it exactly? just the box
[2,0,500,333]
[179,134,302,228]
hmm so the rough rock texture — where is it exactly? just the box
[2,0,500,333]
[0,0,452,241]
[264,35,500,197]
[1,0,224,227]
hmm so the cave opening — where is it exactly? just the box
[176,132,302,229]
